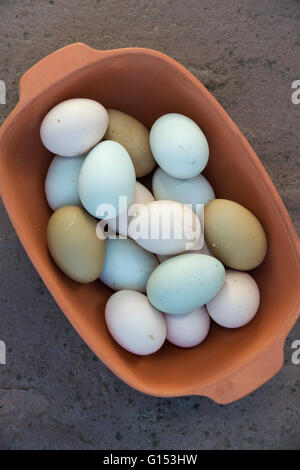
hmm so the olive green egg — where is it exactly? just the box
[104,109,156,177]
[204,199,267,270]
[47,205,106,282]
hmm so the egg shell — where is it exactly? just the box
[40,98,108,157]
[45,154,85,211]
[128,200,201,255]
[206,270,260,328]
[46,206,106,283]
[157,238,213,263]
[147,253,225,314]
[107,181,155,237]
[204,199,267,270]
[99,238,159,293]
[152,167,214,212]
[104,109,156,177]
[165,306,210,348]
[149,113,209,179]
[105,290,167,355]
[78,140,136,218]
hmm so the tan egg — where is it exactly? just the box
[47,206,105,283]
[104,109,156,177]
[204,199,267,270]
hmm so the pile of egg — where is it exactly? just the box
[41,98,267,356]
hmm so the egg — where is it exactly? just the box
[99,238,159,293]
[128,200,201,255]
[147,253,225,314]
[47,206,105,283]
[45,154,85,211]
[107,181,155,237]
[157,238,213,263]
[204,199,267,270]
[152,168,214,212]
[105,290,167,355]
[149,113,209,179]
[206,270,260,328]
[104,109,156,177]
[78,140,136,218]
[40,98,108,157]
[165,306,210,348]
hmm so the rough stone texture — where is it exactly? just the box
[0,0,299,450]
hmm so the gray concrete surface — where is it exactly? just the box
[0,0,299,450]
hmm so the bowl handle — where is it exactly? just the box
[19,43,101,105]
[193,335,287,404]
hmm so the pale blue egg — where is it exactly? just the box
[152,167,215,213]
[78,140,136,218]
[146,253,225,314]
[99,238,159,293]
[149,113,209,179]
[45,154,85,211]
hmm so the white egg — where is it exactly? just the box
[107,181,154,237]
[45,154,85,211]
[99,238,158,293]
[105,290,166,355]
[128,200,201,255]
[40,98,108,157]
[150,113,209,179]
[165,306,210,348]
[206,270,260,328]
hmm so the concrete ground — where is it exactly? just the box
[0,0,299,450]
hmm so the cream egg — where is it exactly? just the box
[206,270,260,328]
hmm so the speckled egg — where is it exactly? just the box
[146,253,225,314]
[150,113,209,179]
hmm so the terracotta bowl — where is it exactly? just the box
[0,43,299,404]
